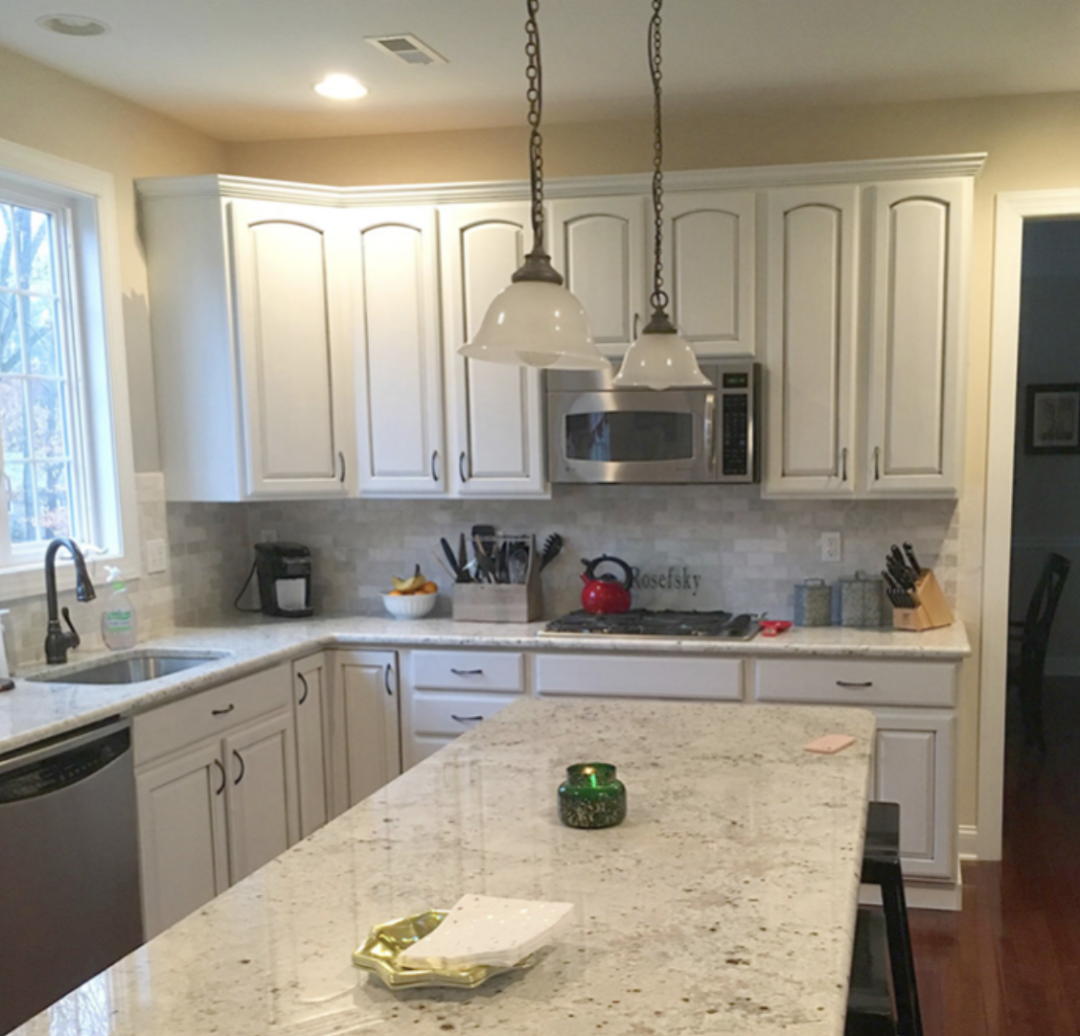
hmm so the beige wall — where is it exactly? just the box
[225,90,1080,836]
[0,44,225,471]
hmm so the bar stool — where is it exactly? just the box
[845,801,923,1036]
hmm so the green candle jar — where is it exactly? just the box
[558,763,627,829]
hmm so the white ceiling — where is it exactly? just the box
[2,0,1080,142]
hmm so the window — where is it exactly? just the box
[0,139,139,596]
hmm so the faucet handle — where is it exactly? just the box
[61,606,80,650]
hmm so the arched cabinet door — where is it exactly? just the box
[763,184,858,497]
[864,179,969,497]
[549,196,646,356]
[349,207,445,497]
[439,202,548,498]
[230,199,355,498]
[663,190,756,358]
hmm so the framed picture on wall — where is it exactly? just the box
[1025,383,1080,454]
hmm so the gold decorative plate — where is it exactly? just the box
[352,909,537,990]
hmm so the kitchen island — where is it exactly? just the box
[13,697,875,1036]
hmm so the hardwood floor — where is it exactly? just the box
[909,678,1080,1035]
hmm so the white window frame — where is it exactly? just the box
[0,138,139,599]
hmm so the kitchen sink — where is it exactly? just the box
[30,652,226,685]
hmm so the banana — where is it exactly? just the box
[392,565,426,594]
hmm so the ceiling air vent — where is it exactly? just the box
[365,34,447,66]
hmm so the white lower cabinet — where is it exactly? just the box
[292,653,332,837]
[134,665,299,938]
[332,650,402,810]
[871,709,955,880]
[401,650,524,769]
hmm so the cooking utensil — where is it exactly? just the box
[431,551,457,584]
[508,546,529,584]
[440,538,467,583]
[886,556,915,590]
[472,537,494,583]
[759,620,792,637]
[458,533,469,577]
[539,533,563,572]
[902,542,922,575]
[580,555,634,615]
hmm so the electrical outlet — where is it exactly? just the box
[259,529,278,543]
[146,538,168,574]
[821,532,842,563]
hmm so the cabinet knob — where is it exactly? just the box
[297,671,309,705]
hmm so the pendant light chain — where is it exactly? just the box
[648,0,668,314]
[525,0,545,255]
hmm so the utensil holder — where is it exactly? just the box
[891,570,953,631]
[452,535,543,622]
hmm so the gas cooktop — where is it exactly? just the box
[540,609,761,641]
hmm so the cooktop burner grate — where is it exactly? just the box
[540,609,760,641]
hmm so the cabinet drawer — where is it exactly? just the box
[411,651,524,693]
[409,690,518,737]
[535,653,742,701]
[134,665,291,765]
[753,658,955,708]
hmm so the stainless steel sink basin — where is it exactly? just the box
[31,652,225,685]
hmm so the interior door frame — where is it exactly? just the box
[980,189,1080,859]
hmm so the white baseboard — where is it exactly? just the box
[860,879,962,912]
[958,824,979,861]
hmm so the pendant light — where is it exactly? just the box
[614,0,711,390]
[459,0,609,371]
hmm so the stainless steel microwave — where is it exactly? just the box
[547,361,759,485]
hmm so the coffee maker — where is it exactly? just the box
[253,542,313,617]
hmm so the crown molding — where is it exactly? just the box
[136,153,987,208]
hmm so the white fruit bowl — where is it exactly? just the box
[382,592,438,619]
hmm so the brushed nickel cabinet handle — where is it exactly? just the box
[459,451,469,483]
[431,450,440,483]
[338,451,347,483]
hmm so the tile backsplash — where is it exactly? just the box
[0,478,959,669]
[245,485,960,621]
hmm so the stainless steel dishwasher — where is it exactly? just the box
[0,717,142,1034]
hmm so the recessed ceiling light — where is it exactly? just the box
[313,74,368,100]
[36,14,110,37]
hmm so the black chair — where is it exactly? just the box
[846,802,923,1036]
[1009,552,1071,752]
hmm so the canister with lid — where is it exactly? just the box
[839,571,884,628]
[793,578,832,627]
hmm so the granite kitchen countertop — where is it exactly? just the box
[0,613,969,758]
[12,697,876,1036]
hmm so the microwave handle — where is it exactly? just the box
[704,392,717,472]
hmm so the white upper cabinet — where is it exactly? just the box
[230,200,355,498]
[140,185,355,501]
[440,202,548,498]
[349,206,446,496]
[763,185,859,496]
[664,190,757,357]
[863,179,969,497]
[549,197,647,356]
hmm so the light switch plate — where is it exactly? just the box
[146,538,168,574]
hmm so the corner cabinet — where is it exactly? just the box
[139,183,355,501]
[439,203,548,498]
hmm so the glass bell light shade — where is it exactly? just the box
[613,317,713,390]
[460,280,611,371]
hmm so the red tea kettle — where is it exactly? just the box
[580,555,634,615]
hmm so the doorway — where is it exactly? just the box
[981,191,1080,860]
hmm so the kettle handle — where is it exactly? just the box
[582,555,635,591]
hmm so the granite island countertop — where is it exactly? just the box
[12,697,876,1036]
[0,614,969,757]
